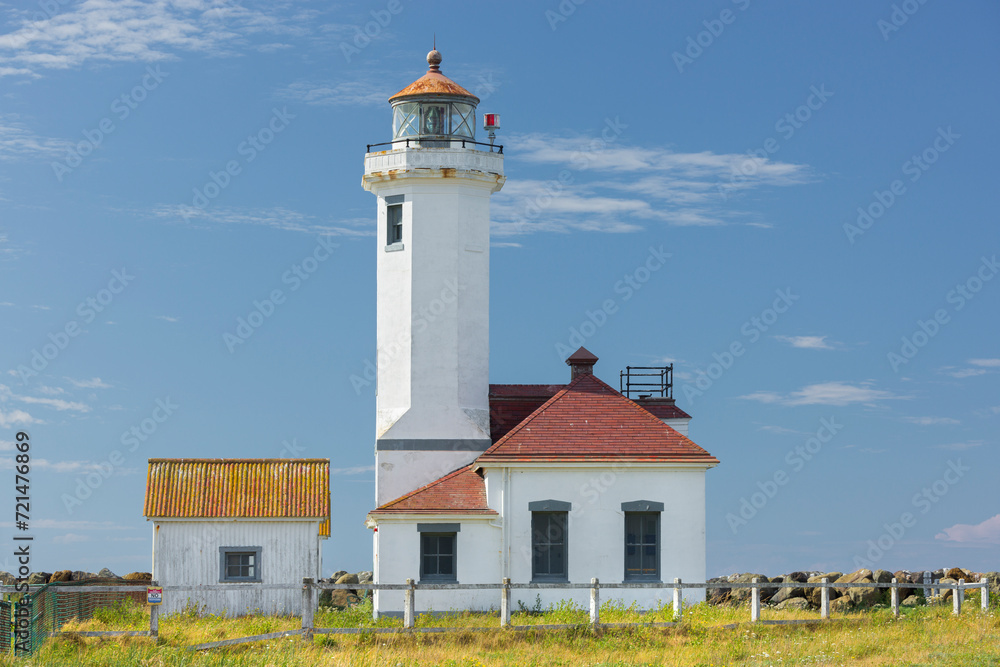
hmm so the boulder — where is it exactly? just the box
[902,595,921,607]
[97,568,121,580]
[830,596,853,613]
[335,572,359,585]
[807,574,842,607]
[27,572,51,585]
[775,597,811,611]
[834,570,881,607]
[72,571,99,582]
[893,571,915,599]
[937,577,957,601]
[123,572,152,581]
[49,570,72,583]
[707,577,731,605]
[785,571,810,583]
[946,568,971,581]
[770,581,806,605]
[727,573,771,604]
[329,589,353,608]
[330,570,347,582]
[834,569,871,596]
[358,571,373,583]
[873,569,893,584]
[0,571,15,585]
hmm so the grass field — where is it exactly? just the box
[4,596,998,666]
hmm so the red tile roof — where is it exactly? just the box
[476,374,718,465]
[369,465,496,515]
[489,384,564,443]
[144,459,331,536]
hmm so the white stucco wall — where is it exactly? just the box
[372,516,501,615]
[485,465,709,609]
[151,519,322,617]
[370,464,710,614]
[662,417,691,436]
[364,146,505,506]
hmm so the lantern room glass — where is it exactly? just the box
[392,101,476,140]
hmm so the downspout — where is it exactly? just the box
[503,467,510,580]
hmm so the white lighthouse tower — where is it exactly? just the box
[362,48,505,506]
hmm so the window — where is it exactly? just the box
[622,501,663,581]
[385,195,403,247]
[418,523,459,582]
[219,546,262,582]
[529,500,571,582]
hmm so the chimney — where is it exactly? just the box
[566,346,599,380]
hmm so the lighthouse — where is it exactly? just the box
[362,48,505,506]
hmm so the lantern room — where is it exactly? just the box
[388,49,480,142]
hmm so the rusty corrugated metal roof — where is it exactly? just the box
[143,458,331,537]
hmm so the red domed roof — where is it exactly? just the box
[388,49,479,104]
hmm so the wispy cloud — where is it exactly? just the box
[740,381,899,407]
[936,514,1000,545]
[774,335,835,350]
[942,358,1000,378]
[155,315,180,323]
[0,406,41,428]
[65,377,111,389]
[905,416,960,426]
[933,441,984,451]
[0,115,74,160]
[0,383,89,412]
[147,204,371,237]
[491,132,812,237]
[53,533,91,544]
[276,80,389,107]
[0,0,308,79]
[0,457,105,473]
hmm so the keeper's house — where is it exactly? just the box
[143,458,330,617]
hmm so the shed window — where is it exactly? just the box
[219,546,262,582]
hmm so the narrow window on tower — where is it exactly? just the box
[385,195,404,250]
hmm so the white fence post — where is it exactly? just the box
[501,578,511,628]
[982,577,990,611]
[301,578,314,641]
[673,578,682,622]
[953,580,962,615]
[923,570,931,599]
[820,578,830,619]
[404,578,415,629]
[590,578,600,628]
[751,578,760,623]
[891,578,899,618]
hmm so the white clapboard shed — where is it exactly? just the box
[143,458,329,617]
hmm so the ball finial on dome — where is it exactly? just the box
[427,48,442,70]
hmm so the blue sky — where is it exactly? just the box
[1,0,998,579]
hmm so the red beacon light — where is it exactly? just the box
[483,113,500,151]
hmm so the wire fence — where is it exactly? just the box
[1,580,153,656]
